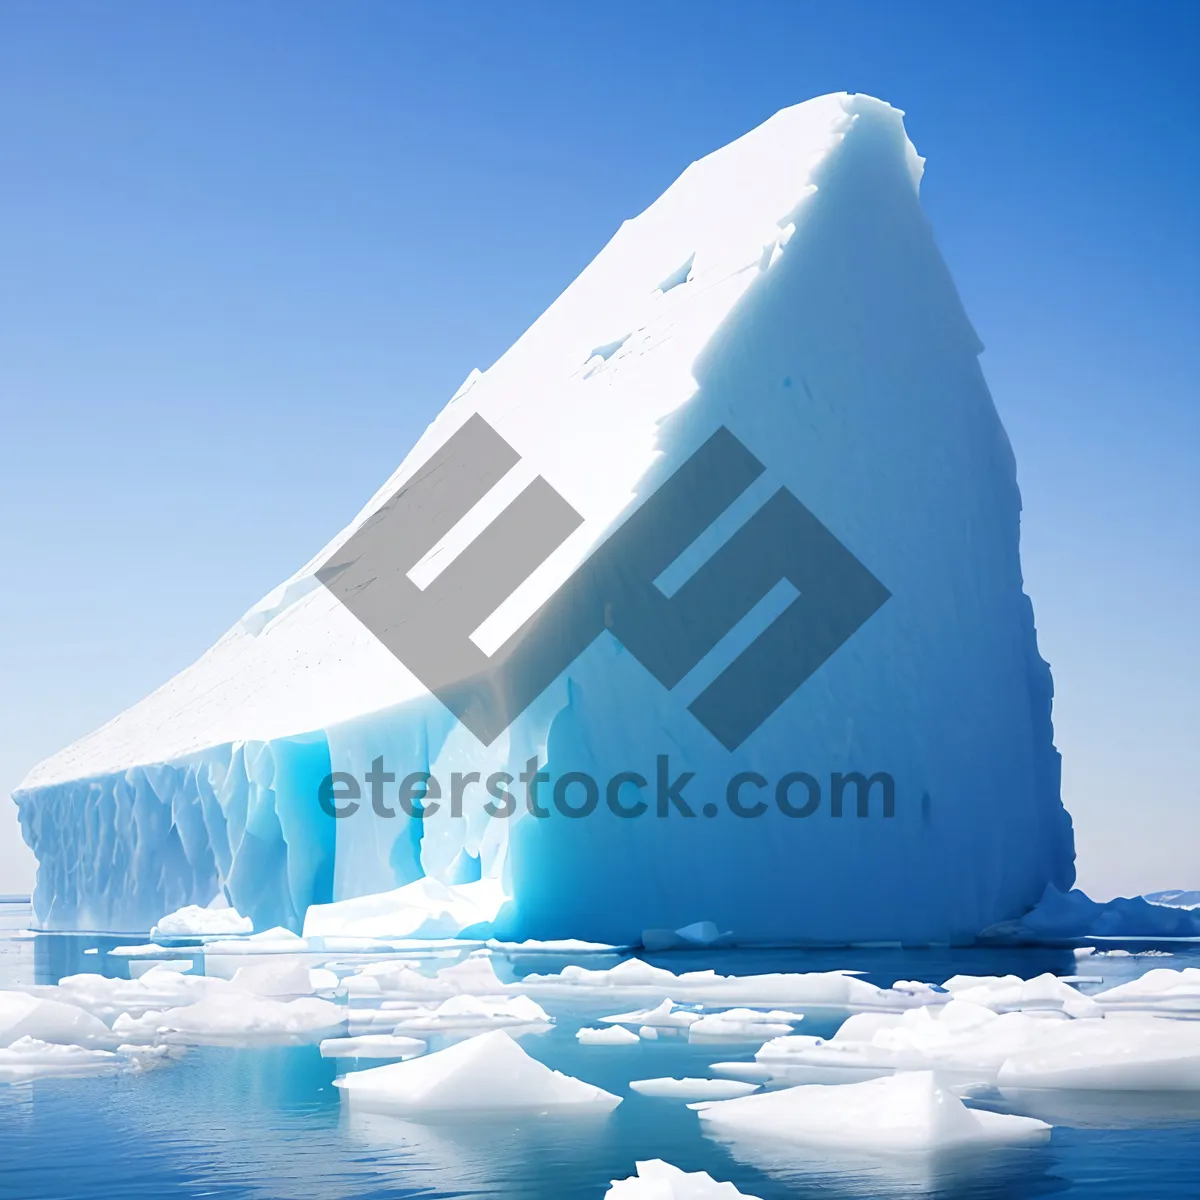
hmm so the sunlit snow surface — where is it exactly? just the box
[15,92,1070,943]
[6,902,1200,1199]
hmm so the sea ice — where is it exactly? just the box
[688,1009,804,1041]
[0,1036,120,1084]
[319,1033,427,1060]
[695,1071,1051,1152]
[387,993,552,1035]
[334,1029,621,1115]
[605,1159,760,1199]
[600,999,702,1029]
[0,989,112,1048]
[578,1025,641,1046]
[151,904,253,938]
[1093,968,1200,1017]
[115,994,346,1046]
[303,878,505,941]
[630,1077,760,1100]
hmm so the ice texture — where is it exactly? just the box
[629,1077,760,1100]
[152,904,252,937]
[14,92,1071,943]
[694,1071,1051,1152]
[578,1025,641,1046]
[334,1029,622,1114]
[605,1159,761,1199]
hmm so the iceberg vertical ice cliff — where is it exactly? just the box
[13,94,1074,941]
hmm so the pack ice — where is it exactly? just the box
[13,92,1072,943]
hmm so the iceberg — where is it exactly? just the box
[14,92,1071,944]
[319,1033,427,1060]
[694,1070,1051,1152]
[333,1028,622,1115]
[0,1036,120,1084]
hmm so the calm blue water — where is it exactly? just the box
[3,899,1200,1200]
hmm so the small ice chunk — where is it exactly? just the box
[605,1158,759,1199]
[319,1034,426,1060]
[695,1071,1051,1151]
[389,994,552,1034]
[0,990,111,1049]
[578,1026,641,1046]
[151,905,253,938]
[601,999,701,1029]
[107,943,171,957]
[688,1009,804,1041]
[708,1062,775,1083]
[334,1029,621,1115]
[303,877,505,941]
[0,1036,120,1083]
[141,994,346,1046]
[638,1026,659,1041]
[630,1077,760,1100]
[229,957,318,997]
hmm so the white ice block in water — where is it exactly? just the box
[334,1029,621,1115]
[1093,968,1200,1017]
[601,999,702,1029]
[695,1071,1050,1152]
[18,92,1070,947]
[578,1025,641,1046]
[605,1159,760,1199]
[303,878,506,941]
[0,990,112,1049]
[687,1009,804,1041]
[388,993,551,1034]
[121,994,346,1046]
[996,1015,1200,1090]
[0,1036,120,1084]
[319,1034,426,1060]
[151,904,252,938]
[630,1077,760,1100]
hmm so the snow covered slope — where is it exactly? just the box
[14,93,1074,939]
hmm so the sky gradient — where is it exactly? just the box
[1,2,1197,900]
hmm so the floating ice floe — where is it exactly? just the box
[995,1015,1200,1090]
[344,956,509,1002]
[113,993,345,1046]
[107,943,172,957]
[578,1025,641,1046]
[151,904,253,938]
[748,993,1200,1092]
[334,1029,621,1115]
[304,878,505,942]
[694,1071,1051,1152]
[319,1034,427,1060]
[941,973,1101,1018]
[688,1009,804,1042]
[1092,968,1200,1018]
[601,999,702,1030]
[520,960,934,1012]
[487,938,628,955]
[630,1077,760,1100]
[0,989,112,1048]
[387,994,552,1035]
[0,1036,121,1084]
[605,1159,760,1198]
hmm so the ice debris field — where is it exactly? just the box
[6,912,1200,1195]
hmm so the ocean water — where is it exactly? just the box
[3,899,1200,1200]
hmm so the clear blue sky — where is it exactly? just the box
[1,2,1196,898]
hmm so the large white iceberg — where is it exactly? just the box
[13,92,1071,943]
